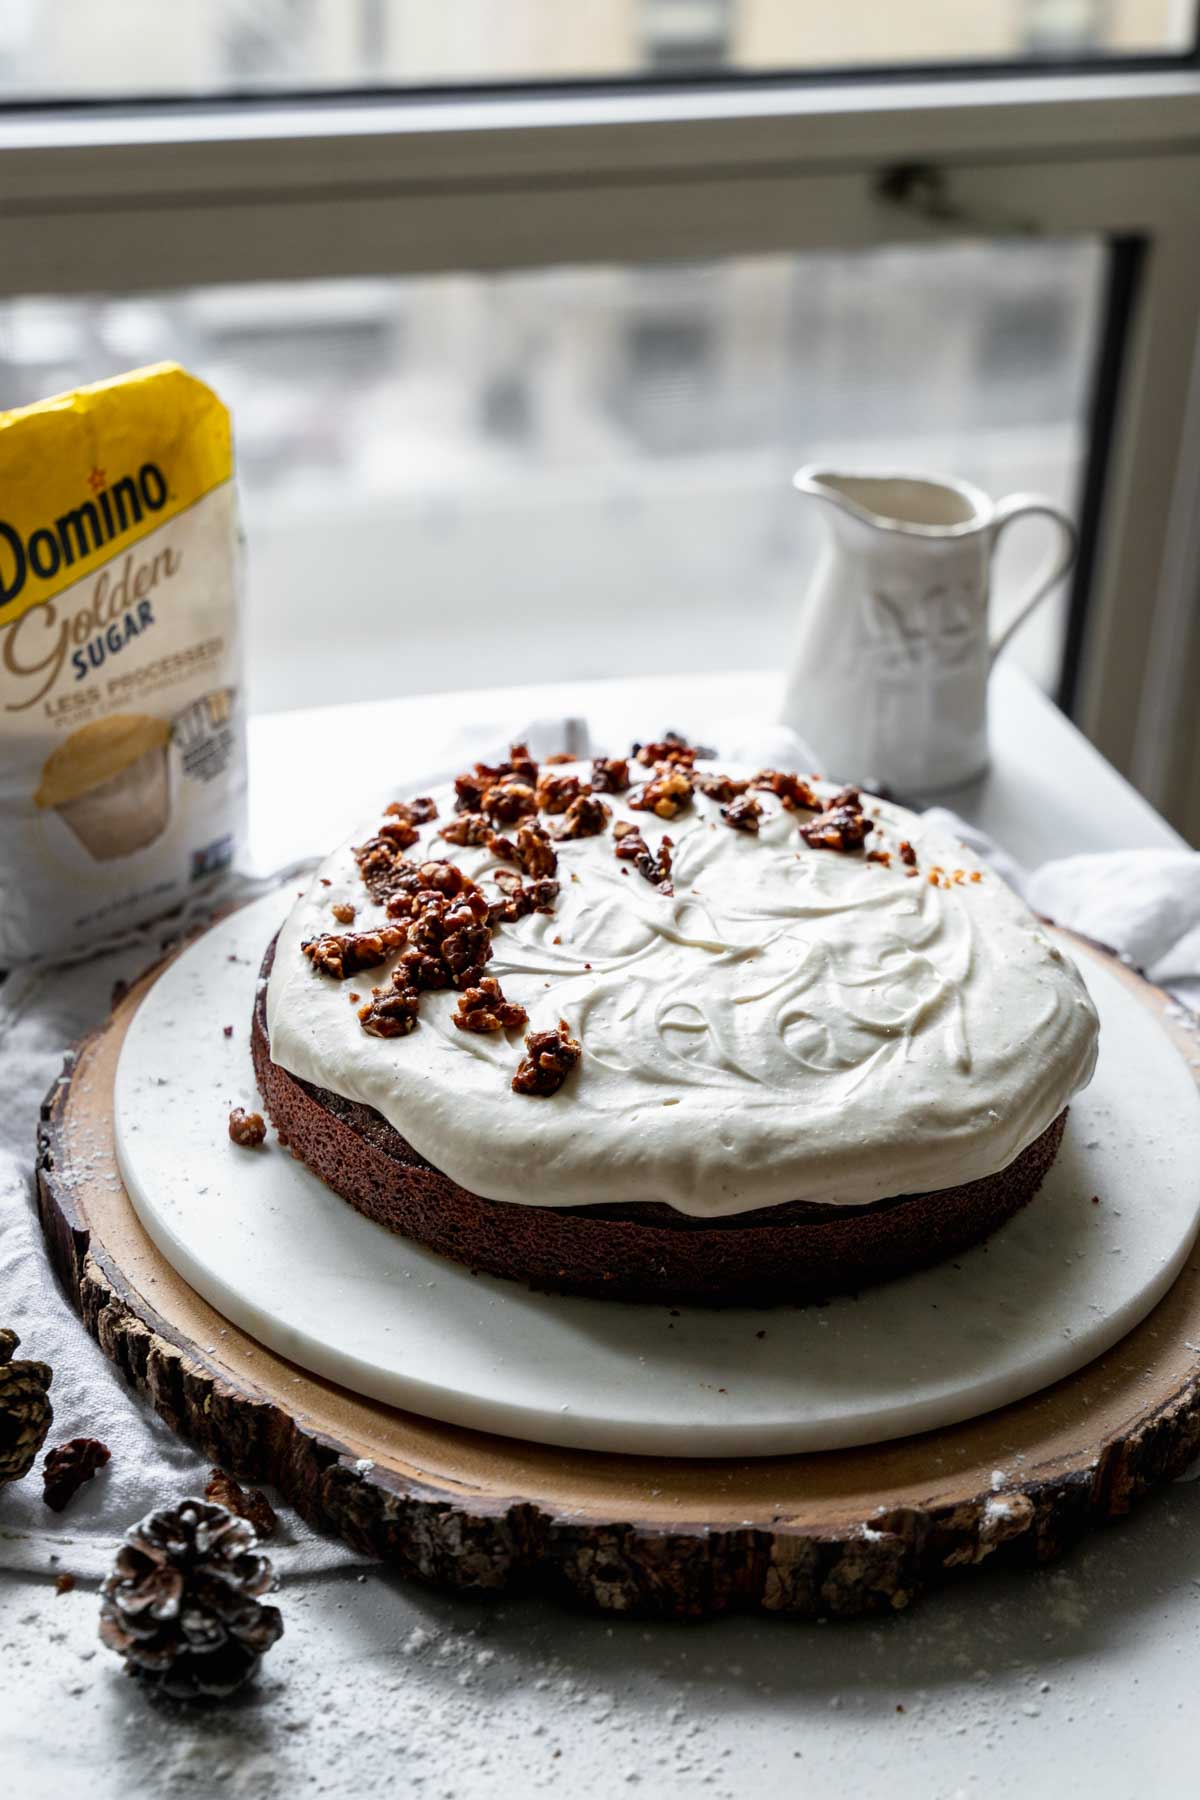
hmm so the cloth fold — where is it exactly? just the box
[1,714,1196,1579]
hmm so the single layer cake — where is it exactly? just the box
[255,739,1099,1305]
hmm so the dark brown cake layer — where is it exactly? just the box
[252,939,1066,1306]
[248,943,1065,1310]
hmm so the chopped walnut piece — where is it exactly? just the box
[454,770,489,814]
[898,839,917,867]
[228,1107,267,1148]
[376,815,420,852]
[589,756,630,794]
[799,787,874,853]
[487,833,519,863]
[397,946,447,989]
[721,794,762,834]
[633,731,714,768]
[552,793,611,839]
[536,772,589,813]
[408,892,493,988]
[302,923,407,979]
[381,858,480,920]
[543,751,574,765]
[628,768,693,821]
[453,978,529,1034]
[385,795,437,827]
[516,821,558,877]
[331,901,356,924]
[695,771,749,803]
[512,1020,582,1096]
[749,768,820,812]
[489,875,560,923]
[440,812,494,848]
[358,979,421,1037]
[482,780,538,826]
[866,848,892,866]
[614,825,673,893]
[504,743,538,784]
[353,834,420,903]
[205,1468,277,1539]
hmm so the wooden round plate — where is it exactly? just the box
[36,919,1200,1620]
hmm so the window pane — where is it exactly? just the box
[0,241,1105,714]
[0,1,1193,102]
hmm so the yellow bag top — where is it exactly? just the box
[0,362,232,626]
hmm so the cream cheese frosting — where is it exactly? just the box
[265,762,1099,1219]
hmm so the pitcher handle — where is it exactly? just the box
[988,494,1077,666]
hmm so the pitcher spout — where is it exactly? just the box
[792,465,991,538]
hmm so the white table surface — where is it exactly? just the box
[3,664,1194,1800]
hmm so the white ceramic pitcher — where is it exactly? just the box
[780,467,1077,794]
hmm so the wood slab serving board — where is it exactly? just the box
[36,920,1200,1619]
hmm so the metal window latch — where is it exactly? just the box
[875,163,1040,236]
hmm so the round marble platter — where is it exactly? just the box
[112,888,1200,1460]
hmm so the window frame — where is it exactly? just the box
[1,66,1199,838]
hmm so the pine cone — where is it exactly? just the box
[99,1499,283,1700]
[0,1329,53,1483]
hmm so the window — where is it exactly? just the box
[0,243,1104,715]
[0,0,1194,102]
[2,16,1199,836]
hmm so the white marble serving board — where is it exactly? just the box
[113,890,1200,1458]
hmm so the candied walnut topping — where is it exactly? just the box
[385,795,437,827]
[898,839,917,867]
[535,772,589,813]
[455,744,538,814]
[866,848,891,866]
[489,873,560,923]
[440,811,494,848]
[358,979,421,1038]
[503,742,538,784]
[589,756,630,794]
[799,786,874,853]
[228,1107,267,1148]
[512,1020,582,1096]
[453,978,529,1034]
[376,814,420,851]
[331,901,356,924]
[302,923,407,979]
[516,821,557,877]
[552,793,611,839]
[628,767,693,821]
[749,768,820,811]
[454,770,489,814]
[408,891,492,987]
[543,751,575,766]
[614,823,673,893]
[722,793,762,833]
[482,780,538,826]
[354,833,419,902]
[381,858,479,921]
[695,771,749,803]
[633,730,715,768]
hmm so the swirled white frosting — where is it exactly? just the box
[265,765,1098,1219]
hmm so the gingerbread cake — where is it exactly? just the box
[253,737,1099,1306]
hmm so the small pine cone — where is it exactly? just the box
[99,1499,283,1700]
[0,1329,53,1484]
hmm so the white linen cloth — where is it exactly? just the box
[0,718,1196,1578]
